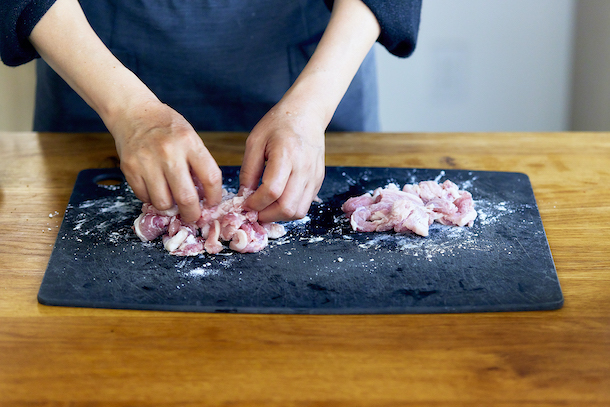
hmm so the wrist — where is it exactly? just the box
[278,76,334,129]
[99,79,160,137]
[278,0,380,129]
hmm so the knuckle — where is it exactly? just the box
[119,158,139,175]
[156,138,176,157]
[245,131,263,147]
[263,184,283,202]
[294,207,309,220]
[277,204,298,220]
[153,198,174,211]
[204,167,223,186]
[174,190,200,207]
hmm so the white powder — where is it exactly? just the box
[107,231,123,244]
[285,215,311,227]
[63,173,529,275]
[99,200,132,214]
[97,183,121,191]
[433,170,446,183]
[459,175,478,190]
[475,199,516,226]
[188,268,220,278]
[72,217,88,231]
[341,171,358,186]
[346,194,522,261]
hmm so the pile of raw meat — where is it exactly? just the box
[133,188,286,256]
[341,180,477,237]
[133,177,476,255]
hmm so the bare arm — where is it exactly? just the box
[29,0,222,222]
[240,0,381,222]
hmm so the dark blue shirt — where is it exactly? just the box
[1,0,421,132]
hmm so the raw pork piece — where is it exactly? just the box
[341,180,477,237]
[133,188,286,256]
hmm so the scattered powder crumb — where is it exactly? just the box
[99,200,132,214]
[285,215,311,227]
[107,231,125,244]
[476,200,516,226]
[459,176,477,190]
[188,268,220,278]
[270,238,290,246]
[73,217,87,231]
[78,201,96,209]
[97,183,122,191]
[60,174,527,276]
[433,170,446,183]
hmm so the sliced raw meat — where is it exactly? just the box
[342,180,476,237]
[133,188,286,256]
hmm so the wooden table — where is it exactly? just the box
[1,131,609,406]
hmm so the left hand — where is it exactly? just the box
[239,99,326,223]
[239,0,381,223]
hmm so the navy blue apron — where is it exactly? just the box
[33,0,379,132]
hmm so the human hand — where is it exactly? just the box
[28,0,223,223]
[110,99,223,223]
[239,100,326,223]
[237,0,381,223]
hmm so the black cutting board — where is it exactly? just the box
[38,167,563,314]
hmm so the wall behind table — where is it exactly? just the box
[0,62,36,131]
[0,1,601,132]
[570,0,610,131]
[375,0,576,132]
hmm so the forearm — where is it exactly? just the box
[282,0,381,126]
[29,0,222,220]
[28,0,157,131]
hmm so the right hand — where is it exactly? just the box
[28,0,223,223]
[109,99,223,223]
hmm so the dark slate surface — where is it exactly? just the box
[38,167,563,314]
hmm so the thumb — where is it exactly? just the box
[239,138,266,192]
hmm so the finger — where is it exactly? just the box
[163,162,202,223]
[141,167,174,211]
[189,148,223,207]
[244,153,292,213]
[276,164,324,222]
[122,169,151,204]
[256,171,312,223]
[239,135,266,192]
[296,179,323,218]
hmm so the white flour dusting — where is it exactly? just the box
[62,171,532,280]
[341,171,358,186]
[97,183,122,191]
[341,194,526,261]
[98,200,133,214]
[188,268,220,278]
[307,236,324,244]
[70,196,141,241]
[475,199,518,226]
[458,176,478,190]
[433,170,446,183]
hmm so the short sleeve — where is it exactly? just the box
[323,0,422,58]
[1,0,57,66]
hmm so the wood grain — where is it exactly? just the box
[1,131,609,406]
